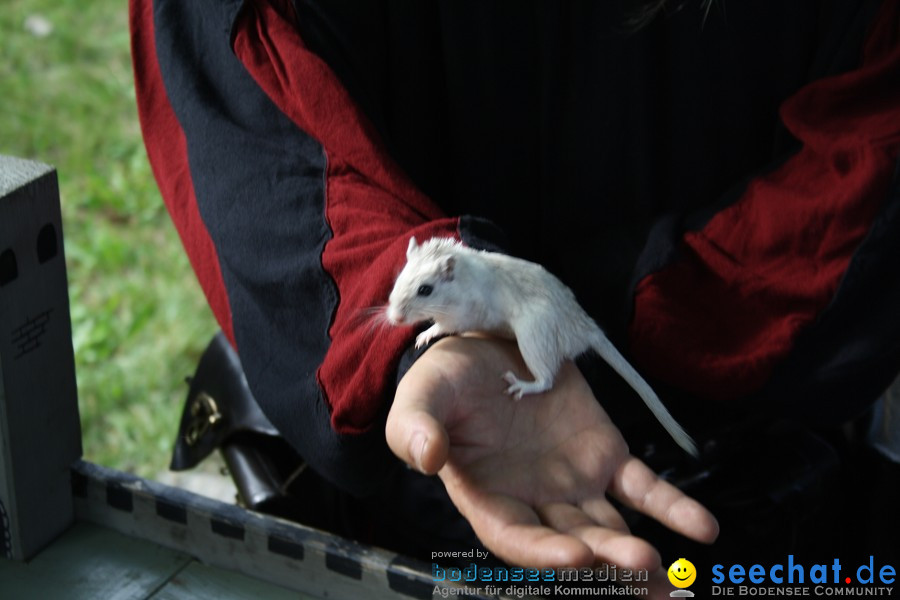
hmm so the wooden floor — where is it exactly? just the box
[0,521,319,600]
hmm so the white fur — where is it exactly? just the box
[388,236,698,456]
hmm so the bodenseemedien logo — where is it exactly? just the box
[668,558,697,597]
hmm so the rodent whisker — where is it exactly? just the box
[354,305,393,337]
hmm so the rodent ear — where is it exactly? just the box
[407,236,419,258]
[440,255,455,281]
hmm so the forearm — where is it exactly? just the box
[627,1,900,421]
[131,0,508,494]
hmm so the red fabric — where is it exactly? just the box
[628,1,900,402]
[232,0,459,433]
[129,0,235,345]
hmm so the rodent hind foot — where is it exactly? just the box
[502,371,551,400]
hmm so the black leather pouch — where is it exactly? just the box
[170,332,307,516]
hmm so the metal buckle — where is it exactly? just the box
[183,392,222,447]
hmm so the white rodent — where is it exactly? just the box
[386,236,698,457]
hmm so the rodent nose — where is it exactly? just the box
[387,308,405,324]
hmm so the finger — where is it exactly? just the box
[609,456,720,544]
[385,398,450,475]
[578,498,629,533]
[537,503,660,571]
[457,492,595,569]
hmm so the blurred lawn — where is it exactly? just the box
[1,1,218,477]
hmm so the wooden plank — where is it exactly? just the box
[149,561,317,600]
[0,521,191,599]
[73,461,479,600]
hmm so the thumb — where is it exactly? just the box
[386,394,450,475]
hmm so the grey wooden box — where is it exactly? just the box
[0,154,82,560]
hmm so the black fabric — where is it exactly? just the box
[772,161,900,425]
[153,0,395,495]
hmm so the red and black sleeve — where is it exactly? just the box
[129,0,498,494]
[627,0,900,425]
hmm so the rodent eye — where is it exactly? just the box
[417,284,433,297]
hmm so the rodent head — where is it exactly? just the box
[387,237,459,325]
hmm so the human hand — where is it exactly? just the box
[386,336,718,578]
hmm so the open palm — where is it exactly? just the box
[386,335,718,572]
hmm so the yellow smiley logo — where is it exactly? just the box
[668,558,697,588]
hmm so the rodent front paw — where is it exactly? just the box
[415,324,442,349]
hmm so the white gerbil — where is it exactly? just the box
[387,236,698,457]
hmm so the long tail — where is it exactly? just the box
[591,333,698,457]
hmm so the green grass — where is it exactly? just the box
[1,0,218,477]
